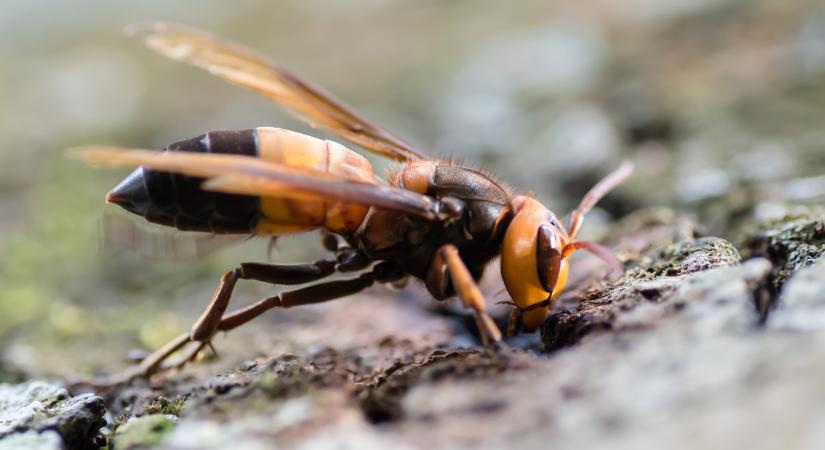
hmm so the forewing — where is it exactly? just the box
[127,21,428,162]
[75,147,441,220]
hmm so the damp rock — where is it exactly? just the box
[0,381,105,450]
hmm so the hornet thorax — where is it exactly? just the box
[352,161,513,297]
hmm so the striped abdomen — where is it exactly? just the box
[106,127,375,235]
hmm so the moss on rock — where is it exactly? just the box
[543,234,742,351]
[142,396,186,417]
[647,237,741,277]
[742,210,825,291]
[111,414,177,450]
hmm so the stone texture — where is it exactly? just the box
[0,430,62,450]
[742,210,825,290]
[9,211,825,450]
[373,258,825,450]
[0,381,105,449]
[542,235,741,351]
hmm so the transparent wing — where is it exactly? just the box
[74,146,443,220]
[127,21,429,162]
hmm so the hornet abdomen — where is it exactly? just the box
[107,127,375,235]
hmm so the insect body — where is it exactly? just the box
[77,22,632,386]
[108,127,376,236]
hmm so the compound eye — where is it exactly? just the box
[536,224,562,293]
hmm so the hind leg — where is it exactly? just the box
[76,259,346,388]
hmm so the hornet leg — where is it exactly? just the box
[215,272,376,332]
[169,271,380,371]
[434,244,503,346]
[75,259,364,389]
[189,260,337,343]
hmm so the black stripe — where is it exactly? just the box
[140,129,262,233]
[207,130,260,225]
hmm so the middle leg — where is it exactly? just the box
[189,259,338,343]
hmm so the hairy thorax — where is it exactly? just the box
[352,161,513,292]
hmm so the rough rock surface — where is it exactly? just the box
[3,210,825,449]
[543,233,742,351]
[743,211,825,290]
[2,0,825,447]
[0,381,105,449]
[0,430,63,450]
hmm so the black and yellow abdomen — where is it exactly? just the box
[107,127,375,235]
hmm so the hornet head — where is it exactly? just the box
[500,161,634,333]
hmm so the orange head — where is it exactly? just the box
[498,161,633,333]
[500,196,571,331]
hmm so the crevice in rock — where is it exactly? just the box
[356,348,515,423]
[740,211,825,318]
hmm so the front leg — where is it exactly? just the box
[428,244,503,346]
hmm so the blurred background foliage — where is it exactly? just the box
[1,0,825,379]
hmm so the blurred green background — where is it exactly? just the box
[2,0,825,379]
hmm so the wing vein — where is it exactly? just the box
[128,21,429,162]
[74,147,440,220]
